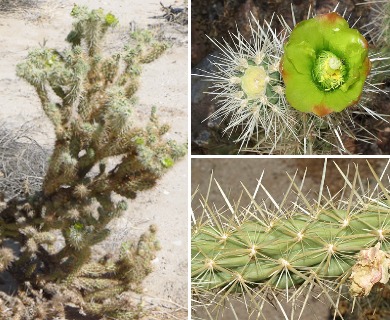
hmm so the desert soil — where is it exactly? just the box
[0,0,188,318]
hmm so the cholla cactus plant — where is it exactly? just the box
[0,5,185,319]
[191,160,390,319]
[196,5,389,154]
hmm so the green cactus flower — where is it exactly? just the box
[280,12,371,116]
[161,156,174,168]
[105,13,118,26]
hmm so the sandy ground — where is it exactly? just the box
[191,158,389,320]
[0,0,188,318]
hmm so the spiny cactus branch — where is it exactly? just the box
[192,160,390,319]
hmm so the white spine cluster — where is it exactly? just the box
[199,15,293,151]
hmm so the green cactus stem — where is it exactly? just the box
[191,160,390,319]
[192,205,389,291]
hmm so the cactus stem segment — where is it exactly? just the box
[192,161,390,318]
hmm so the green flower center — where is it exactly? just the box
[241,66,268,99]
[312,50,347,91]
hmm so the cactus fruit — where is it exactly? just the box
[0,5,185,319]
[196,6,389,154]
[191,160,390,319]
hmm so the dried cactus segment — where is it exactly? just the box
[0,247,15,272]
[73,184,90,199]
[116,225,161,291]
[350,243,390,297]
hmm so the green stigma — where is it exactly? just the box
[312,51,347,91]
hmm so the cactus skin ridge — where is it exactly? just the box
[192,199,389,292]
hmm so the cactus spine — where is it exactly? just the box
[361,0,390,85]
[362,0,390,50]
[191,161,390,319]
